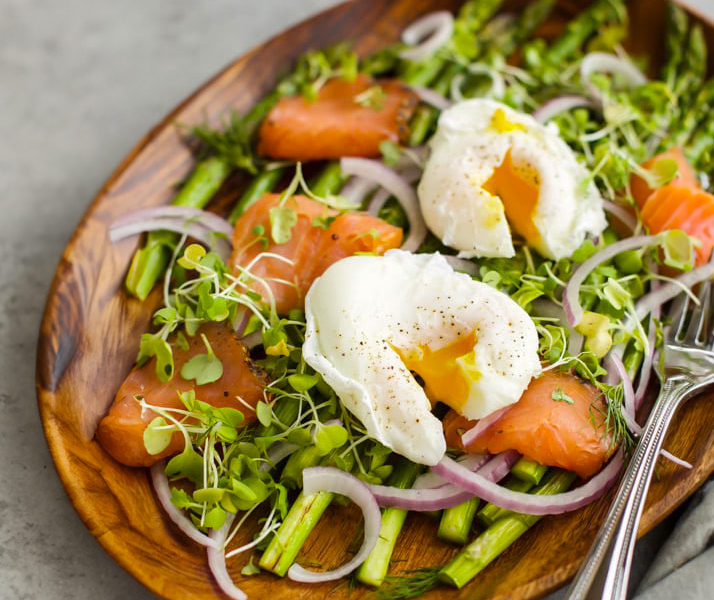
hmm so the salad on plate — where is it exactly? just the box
[93,0,714,597]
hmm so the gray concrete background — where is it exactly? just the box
[1,1,712,599]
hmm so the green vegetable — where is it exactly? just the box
[258,489,334,576]
[124,156,231,301]
[356,460,422,587]
[437,497,479,545]
[439,470,577,588]
[228,167,285,224]
[476,476,534,527]
[511,457,549,485]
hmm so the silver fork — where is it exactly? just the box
[567,279,714,600]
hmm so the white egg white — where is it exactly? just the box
[302,250,541,466]
[418,98,606,260]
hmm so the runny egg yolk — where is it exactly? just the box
[395,331,480,411]
[483,148,541,247]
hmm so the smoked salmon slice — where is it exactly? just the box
[630,147,698,208]
[443,371,611,479]
[96,323,267,467]
[230,193,403,314]
[257,74,418,160]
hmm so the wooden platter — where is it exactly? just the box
[36,1,714,599]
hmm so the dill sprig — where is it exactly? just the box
[373,567,441,600]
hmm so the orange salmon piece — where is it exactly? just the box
[443,371,611,479]
[630,147,698,208]
[641,184,714,265]
[230,193,403,314]
[96,323,266,467]
[257,74,418,160]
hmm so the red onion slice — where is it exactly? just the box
[110,218,233,260]
[443,255,479,275]
[461,406,512,447]
[111,205,234,237]
[150,462,218,548]
[207,514,247,600]
[409,85,452,110]
[413,452,490,490]
[432,451,624,515]
[602,200,637,233]
[634,261,714,321]
[286,467,382,583]
[580,52,647,101]
[605,353,639,434]
[340,157,427,252]
[370,451,519,511]
[399,11,454,61]
[533,95,598,123]
[564,235,658,327]
[340,176,378,206]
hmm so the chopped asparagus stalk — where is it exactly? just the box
[511,457,548,486]
[228,166,285,224]
[439,470,576,588]
[310,161,345,197]
[124,155,231,300]
[477,476,534,527]
[258,489,334,576]
[437,497,479,545]
[356,460,422,587]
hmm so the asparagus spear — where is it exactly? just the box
[496,0,556,59]
[124,156,231,300]
[543,0,625,66]
[228,167,285,224]
[510,457,548,485]
[356,460,422,587]
[310,161,345,197]
[437,497,480,545]
[662,2,689,90]
[258,488,334,575]
[476,476,534,527]
[439,470,577,588]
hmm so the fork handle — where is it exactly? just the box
[566,377,691,600]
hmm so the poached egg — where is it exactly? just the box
[418,98,606,260]
[302,250,541,465]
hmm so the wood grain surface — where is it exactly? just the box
[36,1,714,599]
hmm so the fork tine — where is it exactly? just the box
[682,281,712,346]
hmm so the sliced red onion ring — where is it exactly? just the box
[602,200,637,233]
[340,176,378,206]
[451,66,505,102]
[399,11,454,61]
[580,52,647,101]
[634,312,658,407]
[605,353,639,434]
[412,452,490,490]
[286,467,382,583]
[370,451,519,511]
[408,85,452,110]
[150,462,218,548]
[111,205,234,237]
[240,329,262,349]
[432,451,624,515]
[564,235,658,327]
[260,442,299,471]
[634,261,714,321]
[533,95,598,123]
[443,255,479,276]
[340,157,427,252]
[110,218,233,260]
[461,406,512,447]
[207,514,247,600]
